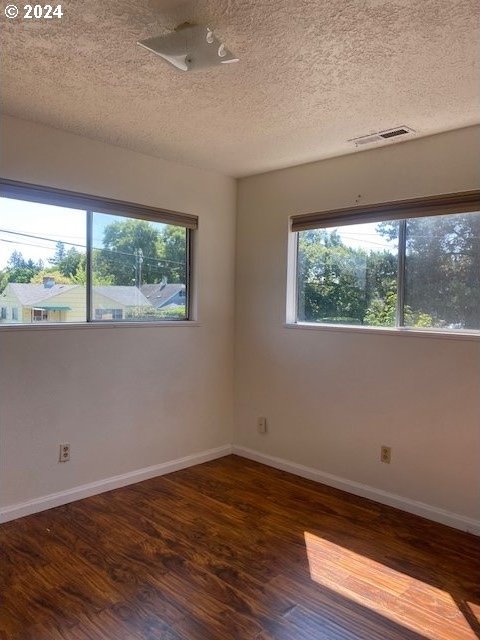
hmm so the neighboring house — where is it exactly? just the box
[1,279,84,323]
[141,282,186,309]
[92,286,151,320]
[0,277,152,323]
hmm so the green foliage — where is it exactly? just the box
[298,230,364,322]
[125,304,186,320]
[364,289,434,328]
[93,219,187,287]
[94,220,162,286]
[0,270,8,293]
[298,226,440,328]
[70,255,113,285]
[376,215,480,328]
[30,270,72,285]
[50,241,67,266]
[298,230,397,325]
[363,290,397,327]
[156,226,188,283]
[3,251,43,286]
[156,304,187,319]
[50,242,83,278]
[402,215,480,329]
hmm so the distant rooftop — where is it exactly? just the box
[6,282,77,306]
[141,283,185,308]
[95,286,150,307]
[5,282,152,307]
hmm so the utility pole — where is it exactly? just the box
[135,248,144,288]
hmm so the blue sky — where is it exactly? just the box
[0,198,86,269]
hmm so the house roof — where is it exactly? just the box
[6,283,77,306]
[94,286,150,307]
[141,284,185,308]
[6,283,151,308]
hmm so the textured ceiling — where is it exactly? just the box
[1,0,479,176]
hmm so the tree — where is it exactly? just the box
[364,288,433,327]
[156,226,187,283]
[4,251,43,284]
[95,220,161,286]
[378,215,480,329]
[50,242,83,278]
[298,230,372,324]
[50,241,67,266]
[30,269,72,285]
[365,250,397,308]
[70,254,113,285]
[0,270,8,294]
[297,227,435,327]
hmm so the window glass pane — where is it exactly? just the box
[91,213,188,322]
[405,212,480,330]
[297,222,398,326]
[0,197,87,324]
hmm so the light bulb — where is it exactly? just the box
[206,28,214,44]
[218,43,227,57]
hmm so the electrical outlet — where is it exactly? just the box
[380,445,391,464]
[257,417,267,434]
[59,443,70,462]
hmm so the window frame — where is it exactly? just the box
[287,191,480,338]
[0,179,197,328]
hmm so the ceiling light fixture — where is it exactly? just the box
[138,23,239,72]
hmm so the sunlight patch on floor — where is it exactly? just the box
[304,532,476,640]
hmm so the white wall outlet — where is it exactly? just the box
[59,443,70,462]
[257,417,267,434]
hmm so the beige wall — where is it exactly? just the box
[0,115,236,508]
[235,126,480,523]
[1,115,479,529]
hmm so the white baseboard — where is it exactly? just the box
[0,445,232,524]
[3,443,479,536]
[232,446,480,536]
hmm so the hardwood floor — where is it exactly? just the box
[1,455,479,640]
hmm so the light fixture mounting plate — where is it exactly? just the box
[138,24,239,72]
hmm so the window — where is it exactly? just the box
[33,308,49,322]
[0,180,197,325]
[91,212,188,321]
[94,309,123,321]
[290,192,480,333]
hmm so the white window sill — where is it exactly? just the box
[0,321,200,332]
[284,322,480,342]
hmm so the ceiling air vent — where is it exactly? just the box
[349,126,415,147]
[380,127,410,139]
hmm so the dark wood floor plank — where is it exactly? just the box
[1,455,479,640]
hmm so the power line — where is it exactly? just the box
[0,237,57,251]
[0,228,86,249]
[0,225,86,243]
[0,228,186,267]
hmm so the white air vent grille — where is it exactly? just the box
[349,126,415,147]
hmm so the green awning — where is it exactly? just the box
[33,305,72,311]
